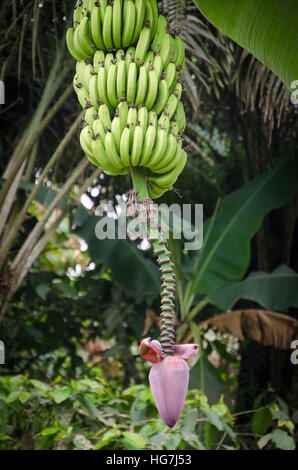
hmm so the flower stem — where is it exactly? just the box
[128,167,176,356]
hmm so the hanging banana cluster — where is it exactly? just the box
[67,0,187,199]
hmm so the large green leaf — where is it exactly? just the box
[210,265,298,311]
[72,215,160,296]
[194,0,298,88]
[190,157,298,296]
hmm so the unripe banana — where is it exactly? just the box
[164,61,176,90]
[66,27,85,61]
[150,133,178,173]
[147,127,168,169]
[137,105,149,137]
[90,4,106,50]
[104,130,124,170]
[111,115,121,153]
[138,124,157,166]
[148,181,171,199]
[135,25,151,65]
[116,59,127,101]
[93,50,105,72]
[112,0,122,48]
[131,123,144,166]
[149,148,187,189]
[107,63,118,108]
[97,103,111,129]
[122,1,136,48]
[89,72,100,108]
[175,101,186,132]
[134,65,148,107]
[102,4,114,50]
[154,79,169,115]
[85,106,98,126]
[127,106,137,150]
[127,61,137,105]
[145,69,158,109]
[93,117,106,146]
[132,0,146,44]
[120,125,132,167]
[118,101,129,133]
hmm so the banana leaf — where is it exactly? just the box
[193,0,298,89]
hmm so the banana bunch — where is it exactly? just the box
[80,99,186,197]
[67,0,159,61]
[67,0,188,199]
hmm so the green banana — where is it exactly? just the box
[116,59,127,101]
[102,4,114,50]
[104,130,124,170]
[112,0,122,48]
[89,72,99,108]
[83,62,93,89]
[93,117,106,145]
[93,50,105,72]
[127,61,137,105]
[97,65,109,107]
[137,105,148,137]
[160,33,175,70]
[148,180,171,199]
[130,123,144,166]
[150,133,177,172]
[92,135,120,174]
[97,103,111,129]
[149,148,187,188]
[106,63,118,108]
[76,16,95,58]
[80,125,95,158]
[144,50,154,70]
[134,65,148,107]
[66,27,85,61]
[175,101,186,132]
[151,14,167,53]
[138,123,157,166]
[144,0,154,40]
[124,46,135,73]
[147,127,168,169]
[164,61,176,90]
[122,1,136,48]
[111,115,121,153]
[174,35,185,69]
[76,85,91,108]
[132,0,146,44]
[135,25,151,65]
[152,53,162,80]
[120,125,131,167]
[154,79,169,115]
[144,68,158,109]
[85,106,97,126]
[90,5,106,50]
[73,0,84,25]
[127,105,137,150]
[118,101,129,133]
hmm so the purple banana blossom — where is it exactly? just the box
[139,337,199,428]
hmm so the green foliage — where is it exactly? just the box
[210,265,298,311]
[189,157,298,297]
[194,0,298,88]
[1,372,294,450]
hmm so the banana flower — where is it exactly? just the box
[139,337,199,428]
